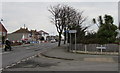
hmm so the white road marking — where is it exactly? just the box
[17,61,21,64]
[5,66,10,68]
[31,56,34,58]
[11,64,16,66]
[26,47,30,49]
[0,68,3,70]
[26,58,29,60]
[0,52,10,55]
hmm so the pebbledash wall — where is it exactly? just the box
[70,44,119,52]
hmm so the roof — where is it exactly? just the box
[38,30,49,35]
[0,22,7,32]
[30,30,39,35]
[12,28,30,34]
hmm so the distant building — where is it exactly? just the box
[0,21,7,44]
[29,30,41,41]
[8,27,30,42]
[38,30,49,40]
[8,27,45,42]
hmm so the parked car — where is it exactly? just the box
[51,39,56,43]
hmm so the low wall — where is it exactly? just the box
[70,44,119,52]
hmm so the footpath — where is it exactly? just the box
[41,44,118,63]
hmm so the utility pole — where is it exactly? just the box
[75,32,76,53]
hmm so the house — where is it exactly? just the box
[29,30,41,41]
[38,30,49,40]
[8,27,42,43]
[0,21,7,44]
[8,27,30,42]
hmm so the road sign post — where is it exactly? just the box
[64,30,69,51]
[75,33,76,53]
[70,34,72,50]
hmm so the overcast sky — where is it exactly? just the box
[2,2,118,35]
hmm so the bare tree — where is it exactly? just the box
[63,6,87,44]
[49,4,65,46]
[49,4,87,46]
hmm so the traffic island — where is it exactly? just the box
[40,45,118,63]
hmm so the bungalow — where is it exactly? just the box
[38,30,49,41]
[8,27,42,43]
[29,30,41,41]
[8,27,30,42]
[0,21,7,44]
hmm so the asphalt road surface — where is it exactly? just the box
[2,42,58,69]
[4,53,118,71]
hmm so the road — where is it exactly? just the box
[2,42,58,69]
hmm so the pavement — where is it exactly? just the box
[41,44,118,63]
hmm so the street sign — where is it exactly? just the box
[64,30,69,33]
[69,30,77,33]
[96,47,106,49]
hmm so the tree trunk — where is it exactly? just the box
[64,28,66,44]
[64,32,66,44]
[58,32,62,47]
